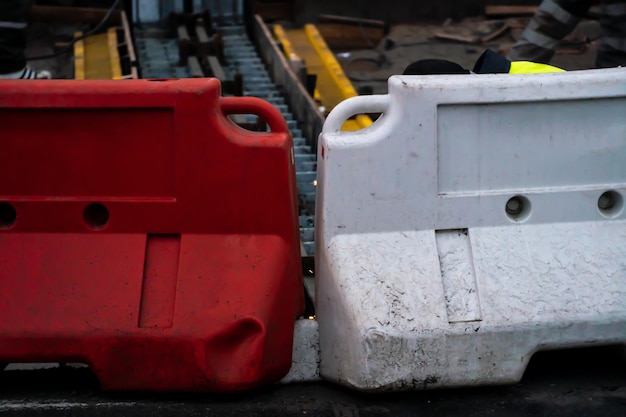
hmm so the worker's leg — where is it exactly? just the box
[0,0,32,74]
[508,0,593,63]
[0,0,49,79]
[596,0,626,67]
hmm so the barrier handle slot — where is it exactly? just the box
[323,95,390,134]
[220,96,289,134]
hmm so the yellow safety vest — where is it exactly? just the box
[509,61,565,74]
[474,50,566,74]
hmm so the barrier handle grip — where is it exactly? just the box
[323,94,391,134]
[220,96,289,134]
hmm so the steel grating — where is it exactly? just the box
[220,25,316,256]
[136,35,191,79]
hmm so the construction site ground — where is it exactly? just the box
[335,18,599,95]
[1,346,625,416]
[27,15,600,82]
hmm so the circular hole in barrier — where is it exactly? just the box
[83,203,110,230]
[505,195,532,222]
[597,190,623,218]
[0,203,17,229]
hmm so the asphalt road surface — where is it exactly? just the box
[0,346,625,417]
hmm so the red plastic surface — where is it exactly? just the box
[0,78,304,392]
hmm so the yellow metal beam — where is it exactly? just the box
[304,25,357,102]
[354,115,374,130]
[73,32,86,80]
[273,24,372,131]
[304,25,372,130]
[73,28,123,80]
[274,24,299,61]
[275,24,323,103]
[107,28,122,80]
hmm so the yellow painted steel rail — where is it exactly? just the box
[274,24,372,131]
[74,28,125,80]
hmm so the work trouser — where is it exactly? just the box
[509,0,626,68]
[0,0,33,74]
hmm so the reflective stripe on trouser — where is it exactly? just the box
[509,0,591,63]
[0,21,27,29]
[0,0,33,74]
[597,0,626,67]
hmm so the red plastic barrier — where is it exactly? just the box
[0,78,304,392]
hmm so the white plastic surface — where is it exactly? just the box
[280,318,320,383]
[315,69,626,391]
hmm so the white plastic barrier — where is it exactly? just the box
[281,318,320,383]
[315,68,626,391]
